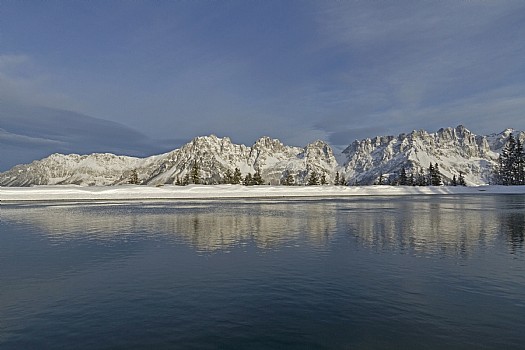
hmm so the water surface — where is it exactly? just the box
[1,195,524,349]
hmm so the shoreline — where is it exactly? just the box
[2,184,525,202]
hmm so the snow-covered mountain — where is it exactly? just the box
[341,125,524,185]
[0,126,522,187]
[0,135,338,186]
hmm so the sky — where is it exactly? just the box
[1,1,525,170]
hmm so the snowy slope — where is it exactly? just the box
[0,135,338,186]
[0,126,522,187]
[341,125,524,185]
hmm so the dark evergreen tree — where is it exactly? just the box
[339,175,347,186]
[497,133,516,185]
[307,170,319,185]
[223,169,233,184]
[283,172,294,186]
[458,171,467,186]
[494,133,525,185]
[515,137,525,185]
[398,167,408,186]
[190,161,201,184]
[430,163,442,186]
[183,172,190,185]
[451,174,458,186]
[416,169,427,186]
[244,173,253,186]
[175,176,182,186]
[232,168,242,184]
[320,173,327,185]
[253,169,264,185]
[409,173,415,186]
[128,169,139,184]
[334,172,340,185]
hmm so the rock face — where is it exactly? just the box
[340,125,524,185]
[0,126,523,187]
[0,135,338,186]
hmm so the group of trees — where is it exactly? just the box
[173,163,266,186]
[174,161,202,185]
[494,133,525,185]
[129,162,467,187]
[374,163,466,187]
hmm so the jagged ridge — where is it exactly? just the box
[0,135,337,186]
[0,126,523,187]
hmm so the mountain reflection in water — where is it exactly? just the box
[2,195,524,256]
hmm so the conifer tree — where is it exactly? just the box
[129,169,139,185]
[244,173,253,186]
[430,163,442,186]
[307,170,319,185]
[283,172,294,186]
[223,169,233,184]
[451,174,457,186]
[190,161,201,184]
[253,169,264,185]
[335,172,340,186]
[495,133,524,185]
[320,173,327,185]
[458,171,467,186]
[183,172,190,186]
[232,168,242,184]
[409,173,415,186]
[416,169,426,186]
[514,137,525,185]
[398,167,408,186]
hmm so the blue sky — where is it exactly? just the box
[1,1,525,169]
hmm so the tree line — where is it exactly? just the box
[128,134,525,187]
[128,161,466,187]
[373,163,466,187]
[493,133,525,185]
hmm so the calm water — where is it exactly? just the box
[1,195,524,349]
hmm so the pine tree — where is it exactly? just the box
[320,173,327,185]
[339,175,347,186]
[129,169,139,184]
[223,169,233,184]
[458,171,467,186]
[335,172,340,185]
[232,168,242,184]
[451,174,457,186]
[494,133,525,185]
[416,169,426,186]
[307,170,319,185]
[398,167,408,186]
[244,173,253,186]
[283,172,294,186]
[183,172,190,186]
[409,173,415,186]
[430,163,442,186]
[190,161,201,184]
[515,137,525,185]
[427,163,434,186]
[175,176,181,186]
[253,169,264,185]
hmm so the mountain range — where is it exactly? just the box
[0,125,523,187]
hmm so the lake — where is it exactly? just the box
[1,195,524,349]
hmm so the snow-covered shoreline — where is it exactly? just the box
[1,184,525,202]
